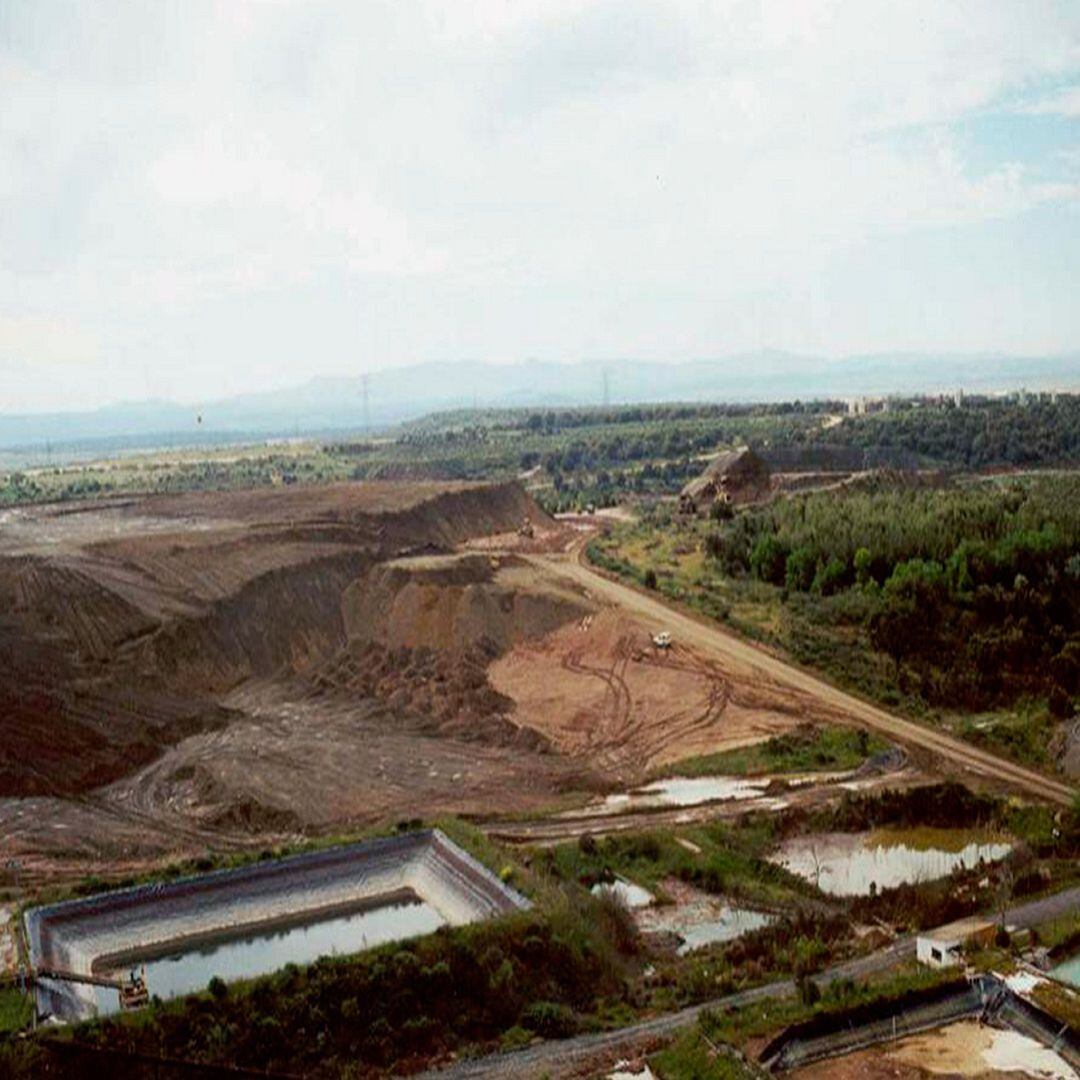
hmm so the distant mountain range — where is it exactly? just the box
[2,353,1078,460]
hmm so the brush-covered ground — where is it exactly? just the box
[589,472,1080,778]
[3,785,1078,1077]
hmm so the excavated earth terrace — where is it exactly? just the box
[0,478,881,883]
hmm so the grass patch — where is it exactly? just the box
[0,986,32,1034]
[665,725,887,779]
[956,704,1059,772]
[1031,981,1080,1030]
[1035,911,1080,953]
[536,819,814,910]
[651,1029,759,1079]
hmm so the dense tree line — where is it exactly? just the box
[801,396,1080,469]
[705,476,1080,711]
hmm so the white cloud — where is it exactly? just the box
[0,316,99,366]
[1017,85,1080,117]
[0,0,1079,409]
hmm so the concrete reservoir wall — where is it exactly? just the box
[26,829,529,1021]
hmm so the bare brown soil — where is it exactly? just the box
[0,481,593,881]
[548,547,1075,806]
[789,1021,1062,1080]
[490,608,819,782]
[0,479,973,887]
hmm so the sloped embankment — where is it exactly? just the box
[313,552,593,747]
[341,552,589,656]
[0,481,549,798]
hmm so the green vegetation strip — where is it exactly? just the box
[0,986,32,1035]
[592,472,1080,773]
[662,725,888,779]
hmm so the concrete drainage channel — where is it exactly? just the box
[25,829,529,1022]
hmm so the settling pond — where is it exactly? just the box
[770,830,1012,896]
[28,829,529,1021]
[586,776,786,815]
[92,895,444,1015]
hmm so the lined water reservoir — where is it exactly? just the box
[91,894,444,1015]
[769,830,1012,896]
[27,829,529,1021]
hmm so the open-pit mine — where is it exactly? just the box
[0,479,851,885]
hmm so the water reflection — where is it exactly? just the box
[590,776,776,814]
[94,897,443,1015]
[1053,952,1080,988]
[770,832,1011,897]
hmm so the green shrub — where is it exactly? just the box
[521,1000,578,1038]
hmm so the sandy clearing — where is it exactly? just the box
[789,1021,1077,1079]
[889,1021,1076,1079]
[539,551,1075,806]
[490,608,817,782]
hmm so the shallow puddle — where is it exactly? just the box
[608,1065,657,1080]
[635,879,772,954]
[591,878,654,909]
[93,897,443,1015]
[589,775,776,814]
[1053,951,1080,988]
[769,831,1011,896]
[673,908,773,954]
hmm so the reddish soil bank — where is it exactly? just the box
[0,481,553,801]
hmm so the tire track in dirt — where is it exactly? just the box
[543,550,1076,807]
[632,645,733,763]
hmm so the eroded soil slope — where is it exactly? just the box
[0,482,552,800]
[0,482,610,880]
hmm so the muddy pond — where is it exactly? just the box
[628,878,773,955]
[588,776,784,814]
[770,830,1012,896]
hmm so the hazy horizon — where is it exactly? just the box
[3,2,1080,413]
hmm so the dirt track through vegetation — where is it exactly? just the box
[543,549,1076,807]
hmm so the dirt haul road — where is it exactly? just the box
[533,550,1076,808]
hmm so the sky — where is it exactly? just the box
[1,0,1079,412]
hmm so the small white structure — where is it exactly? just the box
[652,631,672,649]
[591,876,654,909]
[917,916,997,968]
